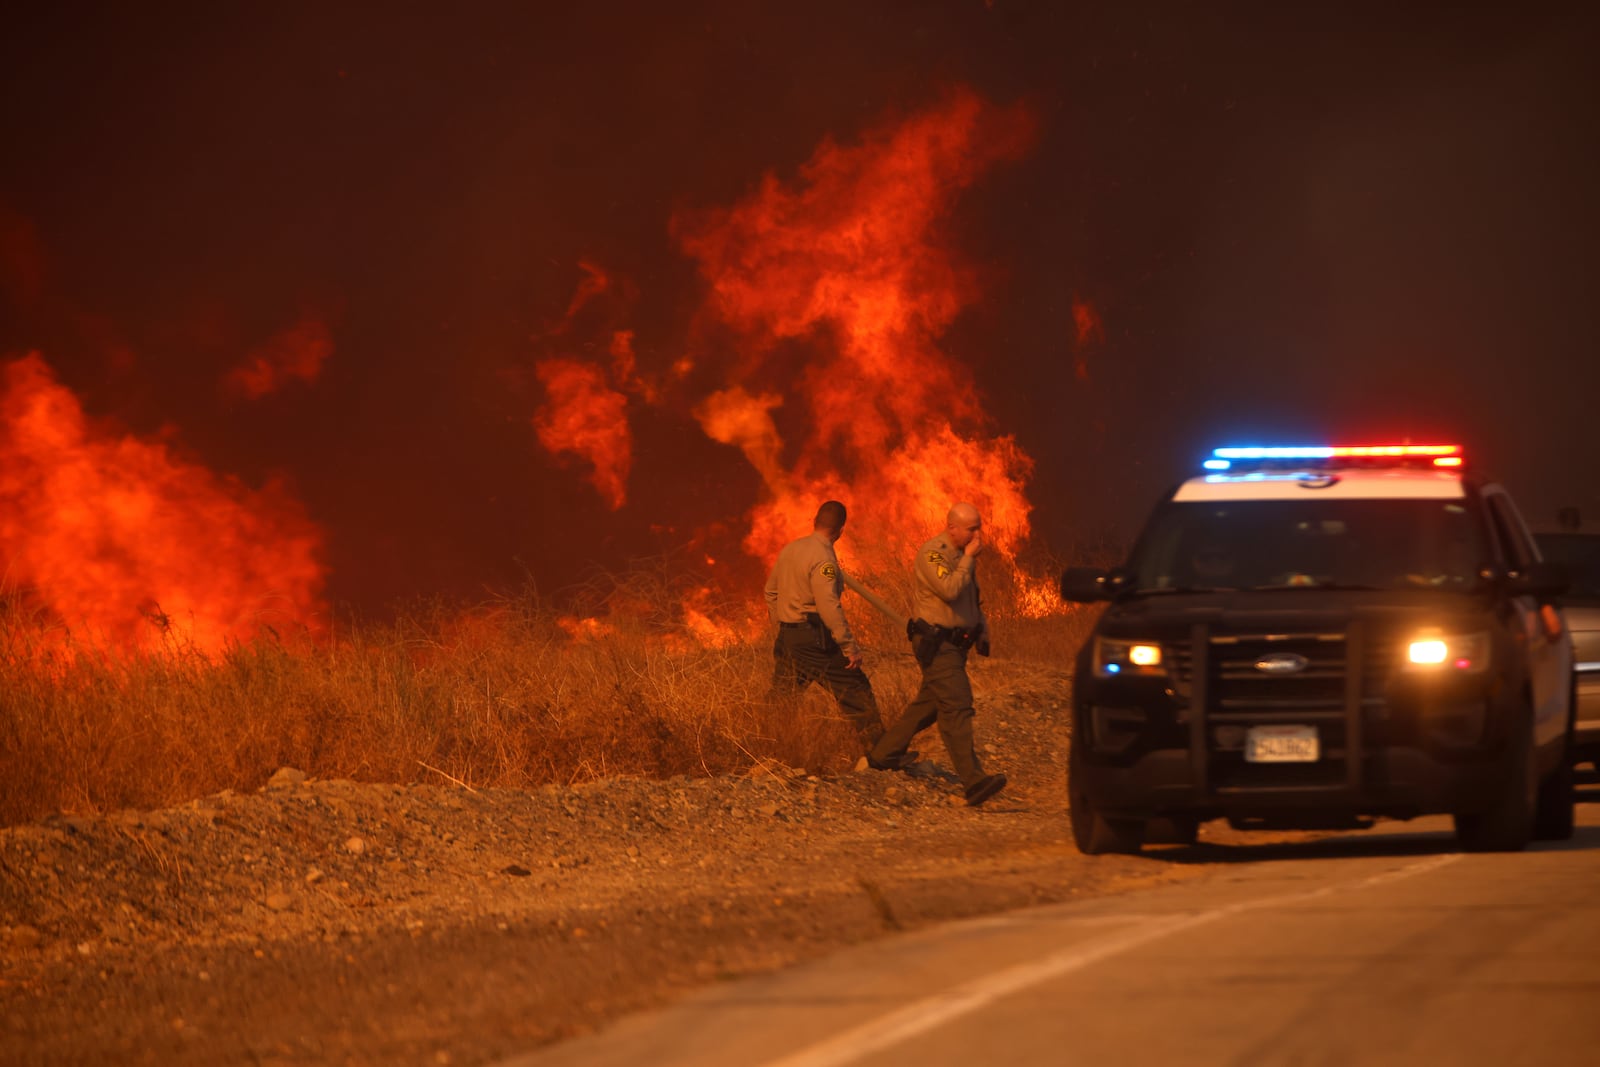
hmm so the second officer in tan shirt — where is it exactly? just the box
[763,500,885,752]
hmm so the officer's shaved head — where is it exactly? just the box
[814,500,848,535]
[947,502,981,529]
[946,501,982,550]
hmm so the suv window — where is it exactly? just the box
[1127,498,1486,592]
[1483,491,1539,571]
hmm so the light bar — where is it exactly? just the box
[1206,443,1462,471]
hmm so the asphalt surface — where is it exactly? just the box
[502,794,1600,1067]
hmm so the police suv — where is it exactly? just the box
[1059,444,1576,854]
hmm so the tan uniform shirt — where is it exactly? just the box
[913,532,984,631]
[764,531,858,656]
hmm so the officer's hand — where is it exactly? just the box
[845,650,863,670]
[964,531,984,558]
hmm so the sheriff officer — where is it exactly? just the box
[869,502,1007,805]
[764,500,886,751]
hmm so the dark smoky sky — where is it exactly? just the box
[2,2,1597,612]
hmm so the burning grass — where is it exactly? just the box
[0,568,1100,829]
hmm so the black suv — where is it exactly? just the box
[1059,445,1576,854]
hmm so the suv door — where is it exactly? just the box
[1484,488,1571,748]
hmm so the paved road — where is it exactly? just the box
[502,801,1600,1067]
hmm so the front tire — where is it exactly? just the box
[1069,741,1144,855]
[1454,710,1535,853]
[1533,757,1575,841]
[1534,686,1577,842]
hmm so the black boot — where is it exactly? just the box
[867,749,921,772]
[964,773,1007,806]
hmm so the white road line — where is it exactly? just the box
[758,854,1461,1067]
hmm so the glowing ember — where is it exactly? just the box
[673,87,1040,579]
[224,314,334,398]
[0,353,327,654]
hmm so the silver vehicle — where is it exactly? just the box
[1534,509,1600,775]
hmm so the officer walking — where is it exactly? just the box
[869,502,1007,806]
[764,500,887,753]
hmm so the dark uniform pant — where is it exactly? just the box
[873,643,984,786]
[769,623,885,748]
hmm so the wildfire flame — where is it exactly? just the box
[556,615,616,642]
[530,87,1075,633]
[532,358,632,511]
[673,87,1039,577]
[0,353,327,654]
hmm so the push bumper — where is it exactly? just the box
[1078,746,1504,823]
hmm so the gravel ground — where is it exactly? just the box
[1,671,1216,1066]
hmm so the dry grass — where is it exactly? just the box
[0,558,1105,829]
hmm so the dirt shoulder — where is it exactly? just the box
[0,676,1212,1066]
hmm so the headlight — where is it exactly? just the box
[1403,631,1489,673]
[1094,636,1165,677]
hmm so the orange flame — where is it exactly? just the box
[680,584,762,649]
[224,314,334,399]
[673,87,1038,577]
[532,358,632,510]
[0,353,327,654]
[693,387,788,493]
[556,615,616,642]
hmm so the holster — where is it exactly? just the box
[906,618,978,667]
[803,612,834,650]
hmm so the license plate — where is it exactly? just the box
[1245,724,1319,763]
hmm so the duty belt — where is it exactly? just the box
[908,618,979,649]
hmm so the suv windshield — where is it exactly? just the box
[1127,498,1487,592]
[1534,532,1600,603]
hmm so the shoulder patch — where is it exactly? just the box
[820,562,838,581]
[926,550,946,566]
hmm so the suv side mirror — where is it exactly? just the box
[1506,560,1570,598]
[1060,566,1117,603]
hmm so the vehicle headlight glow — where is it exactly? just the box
[1404,631,1488,673]
[1095,637,1165,678]
[1408,640,1448,665]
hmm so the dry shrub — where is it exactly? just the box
[0,556,1095,828]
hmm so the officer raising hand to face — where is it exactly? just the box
[869,502,1006,805]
